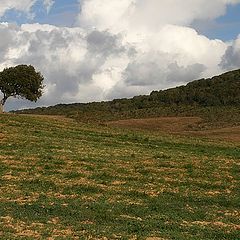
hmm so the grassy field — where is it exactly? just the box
[0,114,239,239]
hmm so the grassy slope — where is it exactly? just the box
[0,114,240,239]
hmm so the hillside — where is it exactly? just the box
[16,69,240,126]
[0,114,239,239]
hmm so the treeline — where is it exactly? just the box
[150,69,240,106]
[16,69,240,124]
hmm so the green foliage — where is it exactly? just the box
[151,69,240,106]
[0,64,44,106]
[16,69,240,125]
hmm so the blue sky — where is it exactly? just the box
[2,0,79,27]
[216,4,240,40]
[192,4,240,41]
[2,1,240,41]
[34,0,79,27]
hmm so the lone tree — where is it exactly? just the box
[0,65,44,113]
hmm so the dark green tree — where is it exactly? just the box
[0,65,44,113]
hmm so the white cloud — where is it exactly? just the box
[0,0,54,18]
[78,0,240,32]
[220,36,240,70]
[0,0,240,110]
[76,0,240,95]
[0,0,36,17]
[43,0,55,13]
[0,23,130,107]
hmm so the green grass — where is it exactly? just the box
[0,114,239,239]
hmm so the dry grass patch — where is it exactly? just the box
[182,220,240,230]
[107,117,240,143]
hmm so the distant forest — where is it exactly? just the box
[16,69,240,125]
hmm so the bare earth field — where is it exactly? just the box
[107,117,240,143]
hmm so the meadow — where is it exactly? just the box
[0,114,239,239]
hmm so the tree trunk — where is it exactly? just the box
[0,97,7,113]
[0,103,3,113]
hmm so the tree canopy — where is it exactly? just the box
[0,65,44,112]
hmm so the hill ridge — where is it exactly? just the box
[15,69,240,124]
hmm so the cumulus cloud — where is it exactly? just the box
[124,58,206,87]
[0,23,130,106]
[78,0,240,32]
[0,0,240,110]
[220,36,240,70]
[0,23,89,103]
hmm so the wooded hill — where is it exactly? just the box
[16,69,240,125]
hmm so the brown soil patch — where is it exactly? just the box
[0,133,6,141]
[186,126,240,142]
[107,117,240,143]
[107,117,202,132]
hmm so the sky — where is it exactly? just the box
[0,0,240,111]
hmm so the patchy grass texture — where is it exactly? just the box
[0,114,239,239]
